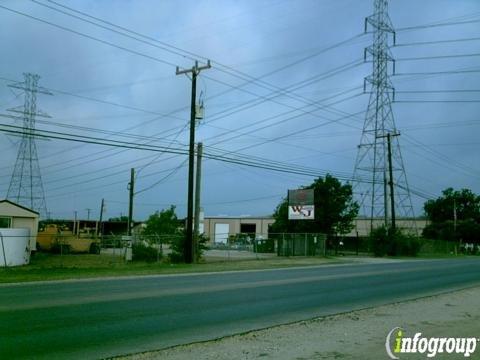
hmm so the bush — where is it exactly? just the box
[393,233,421,256]
[89,242,101,254]
[132,242,160,262]
[369,226,389,257]
[168,233,209,263]
[369,226,421,257]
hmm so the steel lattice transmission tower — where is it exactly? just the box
[6,73,51,217]
[352,0,416,232]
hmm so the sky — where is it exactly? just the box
[0,0,479,221]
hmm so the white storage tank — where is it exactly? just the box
[0,228,31,267]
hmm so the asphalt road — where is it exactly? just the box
[1,258,480,359]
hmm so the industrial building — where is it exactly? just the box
[203,216,275,244]
[203,215,428,244]
[346,217,428,237]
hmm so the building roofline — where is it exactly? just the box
[204,215,274,220]
[0,199,40,215]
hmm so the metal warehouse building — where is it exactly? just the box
[203,215,427,244]
[203,216,274,244]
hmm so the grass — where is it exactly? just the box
[3,249,472,284]
[0,252,340,284]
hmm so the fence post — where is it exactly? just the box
[304,233,307,256]
[292,235,295,257]
[324,235,327,257]
[160,236,163,257]
[357,232,360,256]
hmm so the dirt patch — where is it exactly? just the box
[122,286,480,360]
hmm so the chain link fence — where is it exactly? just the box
[270,233,326,256]
[207,232,326,260]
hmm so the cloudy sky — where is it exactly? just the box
[0,0,479,221]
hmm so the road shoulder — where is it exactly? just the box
[120,286,480,360]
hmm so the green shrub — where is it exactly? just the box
[168,233,209,263]
[392,233,421,256]
[89,242,101,254]
[369,226,389,257]
[369,226,421,257]
[132,242,160,262]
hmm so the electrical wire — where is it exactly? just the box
[394,69,480,76]
[3,2,477,206]
[395,37,480,48]
[396,53,480,62]
[0,123,373,185]
[135,159,188,195]
[34,0,367,110]
[396,18,480,32]
[0,2,370,184]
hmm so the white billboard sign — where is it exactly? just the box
[288,205,314,220]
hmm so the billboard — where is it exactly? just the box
[288,189,314,220]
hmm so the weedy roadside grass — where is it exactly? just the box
[0,252,340,284]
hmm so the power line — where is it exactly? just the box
[0,123,323,179]
[1,75,365,183]
[396,18,480,32]
[0,122,374,185]
[0,113,187,146]
[0,3,370,181]
[2,2,366,122]
[0,123,190,155]
[135,159,188,195]
[0,5,177,68]
[25,0,373,153]
[396,52,480,62]
[0,55,366,176]
[3,1,468,208]
[0,75,186,121]
[394,69,480,76]
[33,0,367,108]
[0,82,363,197]
[396,89,480,94]
[394,100,480,103]
[402,135,480,179]
[395,36,480,48]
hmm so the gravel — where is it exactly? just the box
[121,286,480,360]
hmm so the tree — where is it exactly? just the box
[270,174,359,235]
[423,188,480,242]
[143,206,180,237]
[142,206,208,263]
[424,188,480,223]
[369,225,420,257]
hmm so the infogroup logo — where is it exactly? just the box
[385,327,479,359]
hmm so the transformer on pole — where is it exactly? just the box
[352,0,416,233]
[6,73,51,218]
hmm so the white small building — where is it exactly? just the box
[0,200,39,251]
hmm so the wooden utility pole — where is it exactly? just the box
[128,168,135,236]
[73,210,78,236]
[193,142,203,263]
[98,198,105,238]
[376,132,400,231]
[176,60,211,264]
[387,133,397,231]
